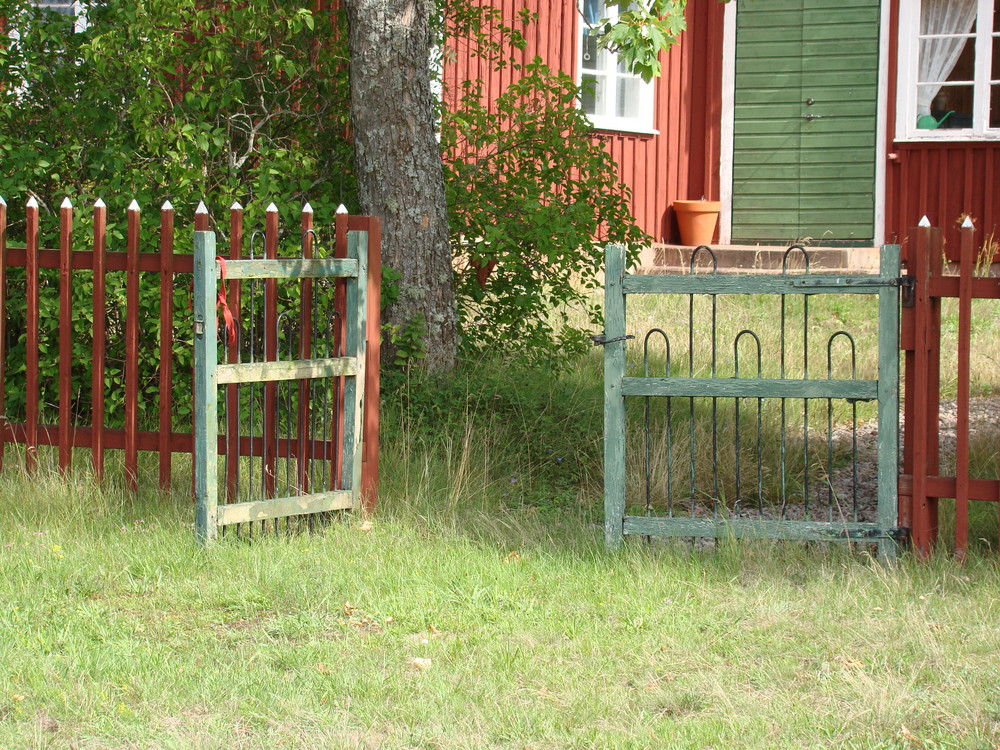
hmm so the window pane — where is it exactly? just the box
[581,33,604,72]
[616,77,641,119]
[916,83,975,127]
[582,0,606,26]
[920,3,976,35]
[33,0,75,14]
[918,36,974,83]
[991,84,1000,127]
[993,34,1000,79]
[581,73,606,116]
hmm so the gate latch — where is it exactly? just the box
[591,333,635,346]
[900,275,916,308]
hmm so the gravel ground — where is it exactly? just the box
[680,397,1000,525]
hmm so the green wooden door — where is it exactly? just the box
[731,0,880,245]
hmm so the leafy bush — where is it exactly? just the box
[442,58,647,365]
[0,0,354,426]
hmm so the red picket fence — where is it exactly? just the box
[899,221,999,557]
[0,197,380,508]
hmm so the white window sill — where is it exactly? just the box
[587,118,659,136]
[895,130,1000,143]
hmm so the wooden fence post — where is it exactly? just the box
[193,230,219,543]
[603,243,627,548]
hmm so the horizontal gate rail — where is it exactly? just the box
[625,274,904,295]
[623,517,902,541]
[621,378,878,400]
[221,257,359,280]
[216,357,358,384]
[215,490,354,526]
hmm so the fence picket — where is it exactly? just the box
[124,202,141,492]
[158,202,175,489]
[58,199,73,474]
[25,198,39,474]
[225,203,243,503]
[954,222,974,559]
[901,220,999,556]
[297,204,314,494]
[91,200,107,481]
[0,196,7,472]
[264,204,279,500]
[0,197,379,513]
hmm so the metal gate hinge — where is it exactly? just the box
[900,275,915,307]
[591,334,635,346]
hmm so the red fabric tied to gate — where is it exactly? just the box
[216,256,237,346]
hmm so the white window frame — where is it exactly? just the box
[27,1,87,32]
[896,0,999,141]
[577,2,657,134]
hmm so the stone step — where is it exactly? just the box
[637,244,881,274]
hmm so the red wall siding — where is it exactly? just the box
[885,0,1000,258]
[443,0,725,243]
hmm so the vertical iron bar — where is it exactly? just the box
[802,291,809,518]
[779,294,786,517]
[688,291,695,516]
[710,292,718,514]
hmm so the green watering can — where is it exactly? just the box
[917,111,954,129]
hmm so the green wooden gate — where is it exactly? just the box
[193,229,368,543]
[731,0,880,244]
[602,244,903,557]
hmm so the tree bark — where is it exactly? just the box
[344,0,457,371]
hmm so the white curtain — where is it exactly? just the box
[917,0,978,116]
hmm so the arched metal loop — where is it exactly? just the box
[249,229,266,260]
[781,244,811,274]
[826,330,857,379]
[733,329,762,378]
[688,245,719,274]
[301,228,319,256]
[643,328,671,377]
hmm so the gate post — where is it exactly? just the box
[342,230,368,506]
[193,231,219,544]
[604,244,627,548]
[877,244,900,560]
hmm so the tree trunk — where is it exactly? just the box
[344,0,457,372]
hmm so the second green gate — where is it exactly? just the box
[602,244,903,557]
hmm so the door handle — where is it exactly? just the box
[804,113,823,121]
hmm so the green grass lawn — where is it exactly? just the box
[1,402,999,749]
[2,287,1000,748]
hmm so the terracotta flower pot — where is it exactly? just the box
[674,200,721,246]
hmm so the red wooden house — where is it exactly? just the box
[445,0,1000,260]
